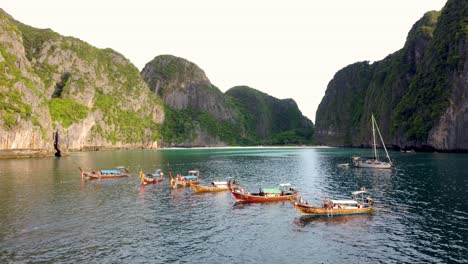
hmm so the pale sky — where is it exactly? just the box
[2,0,446,122]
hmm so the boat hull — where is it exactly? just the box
[85,174,129,180]
[230,190,297,203]
[171,179,200,188]
[294,204,374,216]
[191,184,229,193]
[354,160,392,169]
[142,177,164,185]
[80,167,129,180]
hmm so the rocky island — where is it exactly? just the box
[0,10,313,158]
[315,0,467,152]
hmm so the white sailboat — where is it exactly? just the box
[352,114,393,169]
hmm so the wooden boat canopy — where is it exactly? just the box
[212,181,227,186]
[351,190,367,195]
[100,169,121,176]
[80,166,129,179]
[330,200,358,205]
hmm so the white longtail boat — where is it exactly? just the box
[352,114,393,169]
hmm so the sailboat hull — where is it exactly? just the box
[353,160,392,169]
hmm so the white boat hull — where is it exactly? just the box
[354,160,392,169]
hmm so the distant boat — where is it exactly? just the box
[337,163,349,168]
[139,169,164,185]
[79,166,129,180]
[400,149,416,154]
[191,181,230,193]
[290,189,374,217]
[227,180,297,203]
[352,114,393,169]
[169,170,200,188]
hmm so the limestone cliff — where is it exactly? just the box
[226,86,313,144]
[141,55,237,122]
[142,56,314,146]
[315,0,467,151]
[0,10,164,157]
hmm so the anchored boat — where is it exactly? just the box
[228,180,297,203]
[291,189,374,217]
[191,181,230,193]
[169,170,201,188]
[352,114,393,169]
[139,169,164,185]
[79,166,129,180]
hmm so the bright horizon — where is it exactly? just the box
[2,0,446,122]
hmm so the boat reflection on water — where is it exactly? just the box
[293,213,375,227]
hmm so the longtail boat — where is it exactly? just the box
[290,189,374,217]
[79,166,129,180]
[228,180,297,203]
[139,169,164,185]
[191,181,231,193]
[169,170,200,188]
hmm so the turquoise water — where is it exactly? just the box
[0,148,467,263]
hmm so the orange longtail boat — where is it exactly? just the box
[139,169,164,185]
[227,180,297,203]
[290,190,375,217]
[79,166,129,180]
[169,170,200,188]
[191,181,232,193]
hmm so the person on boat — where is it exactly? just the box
[259,187,264,196]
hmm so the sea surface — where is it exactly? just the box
[0,148,467,263]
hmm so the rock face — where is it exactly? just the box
[142,56,314,146]
[226,86,313,138]
[141,55,237,122]
[0,10,164,157]
[1,10,315,155]
[0,10,53,155]
[315,0,467,151]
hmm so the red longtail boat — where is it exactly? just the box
[227,180,297,203]
[79,166,129,180]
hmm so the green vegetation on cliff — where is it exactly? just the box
[93,93,162,144]
[48,98,88,128]
[226,86,314,145]
[161,107,240,145]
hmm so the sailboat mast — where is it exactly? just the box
[372,114,378,160]
[374,116,392,165]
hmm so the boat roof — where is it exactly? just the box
[116,166,126,169]
[263,188,281,194]
[331,199,358,204]
[188,170,199,173]
[155,169,161,172]
[184,175,198,179]
[279,183,291,187]
[101,169,120,174]
[212,181,227,185]
[352,190,368,195]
